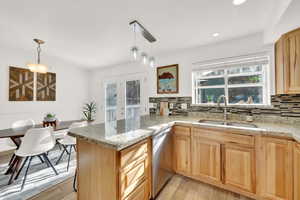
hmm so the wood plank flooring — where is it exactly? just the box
[29,175,253,200]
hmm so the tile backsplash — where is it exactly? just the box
[149,94,300,124]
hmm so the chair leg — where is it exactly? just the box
[62,144,70,155]
[15,157,29,180]
[14,157,29,180]
[56,148,66,165]
[8,154,16,166]
[72,145,77,152]
[42,153,58,175]
[73,169,77,192]
[37,155,45,164]
[67,146,72,171]
[21,156,33,190]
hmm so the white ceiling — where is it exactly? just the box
[0,0,285,68]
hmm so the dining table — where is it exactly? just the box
[0,120,81,185]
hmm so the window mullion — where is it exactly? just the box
[225,69,229,104]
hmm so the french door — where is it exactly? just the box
[105,78,142,122]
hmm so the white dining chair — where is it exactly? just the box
[11,119,35,129]
[0,138,16,154]
[14,127,59,190]
[4,119,36,166]
[56,121,88,171]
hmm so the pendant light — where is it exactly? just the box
[131,23,139,60]
[27,39,48,73]
[149,56,155,68]
[141,52,148,64]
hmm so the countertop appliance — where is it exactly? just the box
[152,127,174,198]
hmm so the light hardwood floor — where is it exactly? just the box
[29,175,253,200]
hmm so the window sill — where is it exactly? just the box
[190,104,274,109]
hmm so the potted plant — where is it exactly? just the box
[44,113,56,122]
[83,102,97,122]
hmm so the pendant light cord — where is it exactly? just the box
[37,43,41,64]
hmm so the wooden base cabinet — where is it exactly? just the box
[173,126,191,176]
[259,137,293,200]
[191,137,221,183]
[76,138,151,200]
[294,143,300,200]
[224,144,255,193]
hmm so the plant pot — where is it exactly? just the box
[44,117,56,122]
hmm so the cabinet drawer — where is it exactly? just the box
[173,125,191,137]
[121,141,148,169]
[120,158,147,199]
[123,180,149,200]
[193,128,254,146]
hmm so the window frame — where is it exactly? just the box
[192,61,270,106]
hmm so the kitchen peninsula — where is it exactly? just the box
[69,115,300,200]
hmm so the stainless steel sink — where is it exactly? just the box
[198,120,258,128]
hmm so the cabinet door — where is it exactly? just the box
[275,38,285,94]
[294,143,300,200]
[191,137,221,183]
[174,135,191,175]
[259,137,293,200]
[224,144,255,193]
[124,180,149,200]
[284,28,300,94]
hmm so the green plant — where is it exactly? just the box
[83,102,96,121]
[46,113,56,118]
[207,95,213,102]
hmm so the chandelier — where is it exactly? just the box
[27,39,48,73]
[130,20,157,68]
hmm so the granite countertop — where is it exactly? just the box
[69,115,300,151]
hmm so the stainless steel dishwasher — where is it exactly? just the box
[152,127,174,198]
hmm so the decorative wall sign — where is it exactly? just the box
[9,66,34,101]
[37,72,56,101]
[157,64,179,94]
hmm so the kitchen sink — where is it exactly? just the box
[198,120,258,128]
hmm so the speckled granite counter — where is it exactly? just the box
[69,115,300,150]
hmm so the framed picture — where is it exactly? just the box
[9,66,34,101]
[37,72,56,101]
[157,64,179,94]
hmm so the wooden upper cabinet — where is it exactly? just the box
[259,137,293,200]
[294,143,300,200]
[191,137,221,183]
[224,144,255,193]
[275,27,300,94]
[275,37,285,94]
[284,28,300,93]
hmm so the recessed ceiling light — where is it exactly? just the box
[233,0,247,6]
[213,33,220,37]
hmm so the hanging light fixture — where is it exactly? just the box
[131,46,138,60]
[149,56,155,68]
[27,39,48,73]
[131,23,139,60]
[141,52,148,64]
[129,20,157,67]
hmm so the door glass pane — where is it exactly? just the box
[199,88,225,104]
[105,83,117,122]
[126,80,140,120]
[228,87,263,104]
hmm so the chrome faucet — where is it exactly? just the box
[217,95,228,121]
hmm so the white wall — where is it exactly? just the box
[89,33,274,123]
[0,44,89,129]
[264,0,300,43]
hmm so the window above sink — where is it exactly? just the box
[192,56,270,106]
